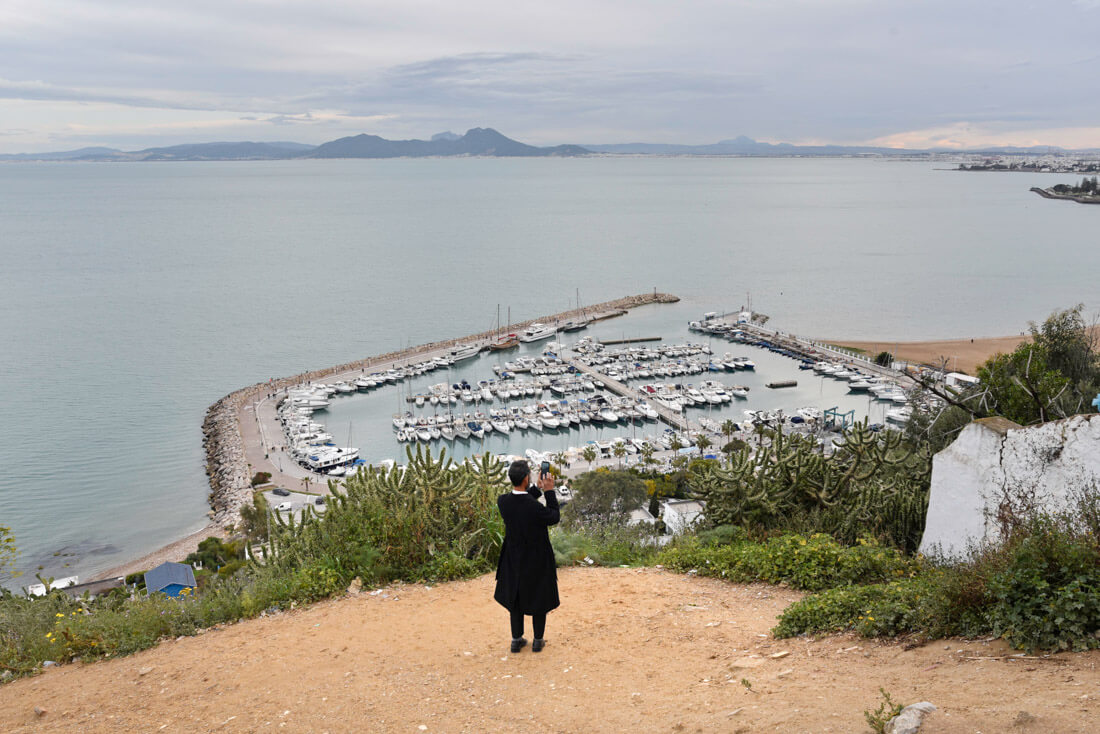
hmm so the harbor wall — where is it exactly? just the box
[201,291,680,529]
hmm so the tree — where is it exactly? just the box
[976,344,1072,425]
[1028,304,1099,389]
[722,438,747,465]
[695,434,713,457]
[566,471,648,527]
[582,445,598,469]
[640,444,656,470]
[669,437,683,454]
[874,351,893,367]
[612,441,627,468]
[0,526,18,581]
[720,419,737,446]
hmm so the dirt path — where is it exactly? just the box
[2,568,1097,733]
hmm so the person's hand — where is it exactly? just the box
[537,473,555,493]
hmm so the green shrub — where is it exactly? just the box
[773,514,1100,651]
[551,524,661,567]
[695,524,748,546]
[980,518,1100,652]
[250,472,272,487]
[659,533,919,591]
[772,577,936,638]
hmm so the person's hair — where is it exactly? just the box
[508,460,530,487]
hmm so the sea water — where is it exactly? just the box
[1,157,1096,581]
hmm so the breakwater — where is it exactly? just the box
[201,292,679,529]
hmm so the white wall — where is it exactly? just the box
[920,414,1100,558]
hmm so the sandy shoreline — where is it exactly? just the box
[826,333,1032,375]
[89,525,222,582]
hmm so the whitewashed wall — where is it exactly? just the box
[920,414,1100,558]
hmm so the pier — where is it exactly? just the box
[597,336,663,345]
[564,356,691,432]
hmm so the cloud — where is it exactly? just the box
[3,1,1100,150]
[866,122,1100,150]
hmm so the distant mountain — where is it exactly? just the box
[3,134,1091,163]
[0,146,122,161]
[94,141,317,161]
[134,141,316,161]
[309,127,589,158]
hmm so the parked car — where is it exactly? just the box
[272,488,290,497]
[275,502,292,512]
[314,497,326,505]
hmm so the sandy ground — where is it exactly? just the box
[827,335,1032,375]
[3,568,1097,733]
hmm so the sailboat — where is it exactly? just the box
[489,305,520,351]
[560,289,590,332]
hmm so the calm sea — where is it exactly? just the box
[1,157,1096,582]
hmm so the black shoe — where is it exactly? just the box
[532,638,545,653]
[510,637,527,653]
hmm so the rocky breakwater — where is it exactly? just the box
[202,394,253,529]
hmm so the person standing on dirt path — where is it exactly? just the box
[494,460,560,653]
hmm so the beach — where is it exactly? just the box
[90,525,221,582]
[828,334,1032,375]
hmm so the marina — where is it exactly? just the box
[254,303,930,489]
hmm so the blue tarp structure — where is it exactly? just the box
[144,562,196,597]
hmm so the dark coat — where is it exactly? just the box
[494,487,560,615]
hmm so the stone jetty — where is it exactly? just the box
[201,291,679,529]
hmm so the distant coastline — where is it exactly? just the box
[1030,186,1100,205]
[7,129,1099,163]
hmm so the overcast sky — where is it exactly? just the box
[3,0,1100,152]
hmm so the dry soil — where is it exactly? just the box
[2,568,1097,733]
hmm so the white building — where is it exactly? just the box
[627,506,657,526]
[26,576,79,597]
[944,372,980,389]
[661,499,706,535]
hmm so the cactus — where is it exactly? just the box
[688,421,931,549]
[249,446,508,577]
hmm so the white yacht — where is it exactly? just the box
[539,410,560,429]
[519,323,556,343]
[449,343,481,362]
[885,406,913,424]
